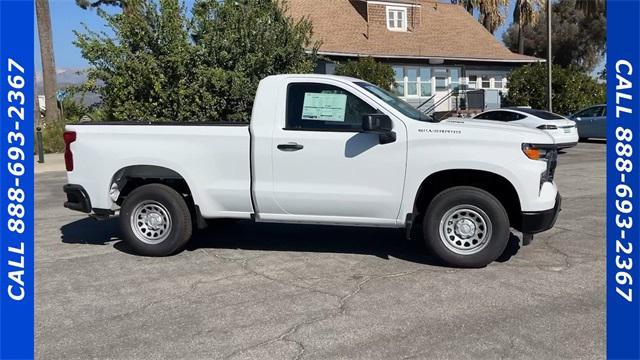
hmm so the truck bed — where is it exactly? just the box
[65,123,254,218]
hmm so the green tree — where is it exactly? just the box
[188,0,319,121]
[576,0,605,17]
[334,57,394,89]
[76,0,135,15]
[503,0,605,72]
[75,0,193,121]
[504,63,605,115]
[74,0,318,122]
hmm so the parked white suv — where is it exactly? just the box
[63,75,561,267]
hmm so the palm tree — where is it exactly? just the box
[452,0,475,14]
[452,0,509,34]
[35,0,60,124]
[478,0,510,34]
[513,0,542,54]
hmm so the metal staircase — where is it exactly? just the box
[417,86,491,121]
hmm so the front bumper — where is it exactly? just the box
[63,184,92,213]
[520,194,561,234]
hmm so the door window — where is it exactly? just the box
[286,83,376,131]
[474,111,499,120]
[575,106,601,118]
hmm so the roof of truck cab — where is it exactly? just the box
[265,74,366,83]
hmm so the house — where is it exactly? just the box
[288,0,542,114]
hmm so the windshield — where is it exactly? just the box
[355,82,432,122]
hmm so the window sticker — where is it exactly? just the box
[301,93,347,122]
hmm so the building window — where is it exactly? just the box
[467,73,508,90]
[450,68,460,91]
[420,68,431,96]
[406,67,419,96]
[434,68,447,91]
[386,6,407,32]
[481,75,491,89]
[468,75,477,89]
[392,66,462,98]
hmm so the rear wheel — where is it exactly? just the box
[423,186,510,268]
[119,184,192,256]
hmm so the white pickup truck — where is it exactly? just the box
[63,74,561,267]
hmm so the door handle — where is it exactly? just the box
[277,142,304,151]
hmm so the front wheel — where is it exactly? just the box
[423,186,510,268]
[119,183,193,256]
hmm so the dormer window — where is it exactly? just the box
[386,6,407,32]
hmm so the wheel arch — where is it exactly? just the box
[111,165,206,228]
[412,169,523,229]
[110,165,193,204]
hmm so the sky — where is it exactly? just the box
[35,0,517,71]
[34,0,198,70]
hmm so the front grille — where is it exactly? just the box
[540,149,558,190]
[547,149,558,181]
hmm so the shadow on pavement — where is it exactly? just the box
[580,138,606,144]
[60,217,522,267]
[61,217,120,246]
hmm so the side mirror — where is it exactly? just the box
[362,114,396,144]
[575,117,582,121]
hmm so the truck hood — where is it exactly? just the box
[439,117,555,144]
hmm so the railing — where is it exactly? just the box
[418,85,489,120]
[416,93,437,111]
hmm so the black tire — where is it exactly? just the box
[579,137,588,142]
[423,186,510,268]
[119,183,193,256]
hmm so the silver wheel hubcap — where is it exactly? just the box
[439,205,492,255]
[131,201,172,244]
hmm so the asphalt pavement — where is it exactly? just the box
[35,142,605,360]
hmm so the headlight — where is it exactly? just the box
[522,143,556,161]
[522,143,558,189]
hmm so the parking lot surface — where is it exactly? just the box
[36,142,605,360]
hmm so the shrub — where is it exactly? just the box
[38,97,88,154]
[40,121,67,154]
[334,57,395,89]
[504,63,605,115]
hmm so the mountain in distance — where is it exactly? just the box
[35,68,100,106]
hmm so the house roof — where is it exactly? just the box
[288,0,541,63]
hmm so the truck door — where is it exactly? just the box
[266,80,407,226]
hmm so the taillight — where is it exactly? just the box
[63,131,76,171]
[537,124,558,130]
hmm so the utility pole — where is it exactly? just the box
[546,0,552,112]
